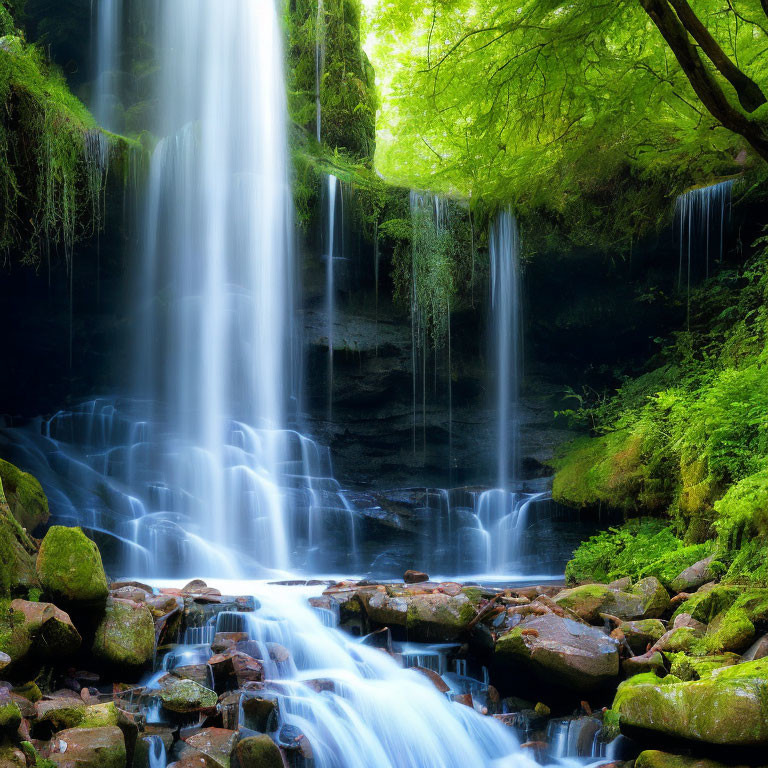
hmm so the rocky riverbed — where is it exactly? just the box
[4,487,768,768]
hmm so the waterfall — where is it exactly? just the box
[489,209,522,489]
[91,0,122,130]
[326,174,340,420]
[675,180,733,289]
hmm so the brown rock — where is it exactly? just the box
[183,728,237,768]
[211,632,248,654]
[404,570,429,584]
[48,725,126,768]
[9,599,81,658]
[412,666,450,693]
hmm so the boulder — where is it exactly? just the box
[234,735,283,768]
[670,556,718,594]
[0,460,49,533]
[360,587,479,641]
[622,650,666,677]
[742,634,768,662]
[404,570,429,584]
[0,691,21,734]
[635,751,749,768]
[0,496,39,597]
[48,725,126,768]
[632,578,671,619]
[10,599,81,658]
[183,728,237,768]
[619,619,666,655]
[81,701,120,727]
[36,526,109,605]
[92,598,155,669]
[553,585,644,623]
[495,612,619,690]
[615,659,768,746]
[34,698,86,731]
[159,679,217,713]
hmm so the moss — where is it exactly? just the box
[286,0,377,160]
[0,494,39,598]
[11,682,41,703]
[235,735,283,768]
[565,519,708,587]
[615,659,768,746]
[36,526,108,605]
[92,598,155,669]
[80,702,119,728]
[159,679,217,713]
[0,599,32,662]
[0,699,21,732]
[0,460,48,533]
[0,29,140,262]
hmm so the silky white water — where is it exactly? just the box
[489,209,522,490]
[91,0,122,130]
[146,581,591,768]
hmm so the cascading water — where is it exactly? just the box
[490,209,522,489]
[474,209,543,574]
[143,581,553,768]
[91,0,122,131]
[675,180,733,317]
[325,174,340,420]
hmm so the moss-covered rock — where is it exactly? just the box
[81,702,120,728]
[553,582,666,623]
[159,679,217,714]
[234,734,283,768]
[669,653,739,681]
[495,612,619,691]
[614,658,768,746]
[0,695,21,733]
[0,494,39,598]
[0,599,33,667]
[47,725,126,768]
[36,526,109,605]
[635,750,756,768]
[620,619,666,654]
[35,698,86,731]
[9,599,81,659]
[0,461,49,533]
[632,577,671,618]
[92,598,155,670]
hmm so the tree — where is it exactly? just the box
[366,0,768,244]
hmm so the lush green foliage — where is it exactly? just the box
[287,0,377,160]
[365,0,768,249]
[556,234,768,580]
[0,25,134,262]
[565,518,713,585]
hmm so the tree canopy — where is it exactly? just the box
[365,0,768,248]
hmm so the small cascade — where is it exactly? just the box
[146,734,167,768]
[675,180,734,324]
[315,0,326,141]
[150,582,535,768]
[91,0,122,130]
[0,400,359,577]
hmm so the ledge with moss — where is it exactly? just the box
[554,242,768,587]
[0,27,142,263]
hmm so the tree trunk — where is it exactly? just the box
[668,0,766,112]
[639,0,768,162]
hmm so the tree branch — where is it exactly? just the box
[639,0,768,160]
[667,0,766,111]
